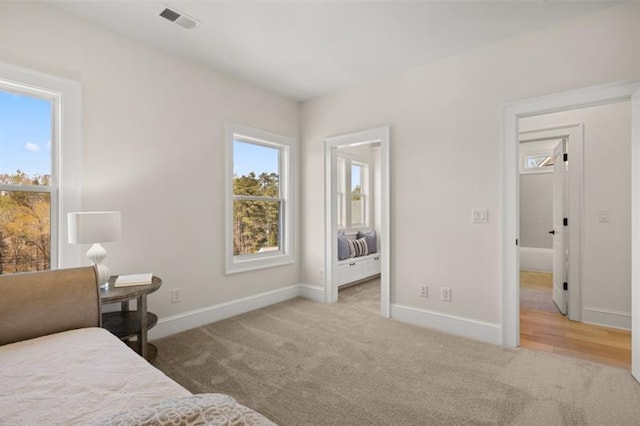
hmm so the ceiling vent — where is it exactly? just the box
[159,7,197,30]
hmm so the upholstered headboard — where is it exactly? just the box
[0,267,101,345]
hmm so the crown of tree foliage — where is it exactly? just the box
[233,172,280,256]
[0,170,51,274]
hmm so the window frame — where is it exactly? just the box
[225,122,294,274]
[350,160,369,228]
[0,83,58,271]
[336,154,371,231]
[336,157,346,228]
[519,149,554,174]
[0,62,82,272]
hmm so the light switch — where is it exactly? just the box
[472,209,488,224]
[598,209,610,222]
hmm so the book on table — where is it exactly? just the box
[114,273,153,287]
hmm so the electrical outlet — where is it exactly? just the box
[171,288,182,303]
[441,287,452,302]
[419,285,429,298]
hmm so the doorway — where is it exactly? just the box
[518,136,563,316]
[503,80,640,381]
[324,127,390,317]
[518,124,583,321]
[518,121,631,369]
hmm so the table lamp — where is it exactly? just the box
[68,211,122,288]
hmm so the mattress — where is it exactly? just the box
[0,327,190,424]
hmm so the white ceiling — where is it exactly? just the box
[51,1,617,101]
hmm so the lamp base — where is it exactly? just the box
[87,243,111,288]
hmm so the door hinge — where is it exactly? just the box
[563,282,568,291]
[515,238,519,246]
[563,217,568,227]
[563,153,568,162]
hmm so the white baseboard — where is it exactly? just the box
[390,304,502,345]
[149,284,301,340]
[298,284,324,302]
[150,286,505,346]
[519,247,553,273]
[582,306,631,330]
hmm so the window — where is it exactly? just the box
[351,162,367,227]
[520,151,554,174]
[0,62,81,274]
[337,156,370,230]
[525,154,553,169]
[336,157,346,228]
[0,86,56,274]
[226,123,294,273]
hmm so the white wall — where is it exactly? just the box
[2,1,638,341]
[520,101,632,329]
[0,2,300,321]
[519,173,553,249]
[300,3,640,333]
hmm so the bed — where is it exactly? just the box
[0,267,275,425]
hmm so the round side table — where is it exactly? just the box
[100,276,162,362]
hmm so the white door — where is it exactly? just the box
[552,139,568,315]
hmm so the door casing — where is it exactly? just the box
[502,80,640,382]
[324,126,391,317]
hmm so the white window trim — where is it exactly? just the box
[336,153,372,231]
[0,62,82,270]
[336,157,345,228]
[224,122,295,274]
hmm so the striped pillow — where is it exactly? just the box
[348,237,369,258]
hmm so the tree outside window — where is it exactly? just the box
[0,89,54,274]
[233,166,281,255]
[226,124,294,274]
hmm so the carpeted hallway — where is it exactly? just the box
[153,279,640,425]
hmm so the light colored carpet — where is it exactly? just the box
[153,279,640,425]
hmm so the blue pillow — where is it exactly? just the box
[337,231,351,260]
[357,230,377,254]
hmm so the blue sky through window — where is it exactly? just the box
[352,164,361,190]
[0,90,52,176]
[233,140,279,177]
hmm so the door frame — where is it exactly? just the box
[519,124,584,321]
[324,126,391,317]
[502,80,640,381]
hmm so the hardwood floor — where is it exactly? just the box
[519,270,631,369]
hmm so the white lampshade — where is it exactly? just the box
[68,211,122,244]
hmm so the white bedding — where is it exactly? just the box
[0,327,190,425]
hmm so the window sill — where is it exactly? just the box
[225,254,295,275]
[344,226,372,235]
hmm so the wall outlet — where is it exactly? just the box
[171,288,182,303]
[419,285,429,298]
[441,287,452,302]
